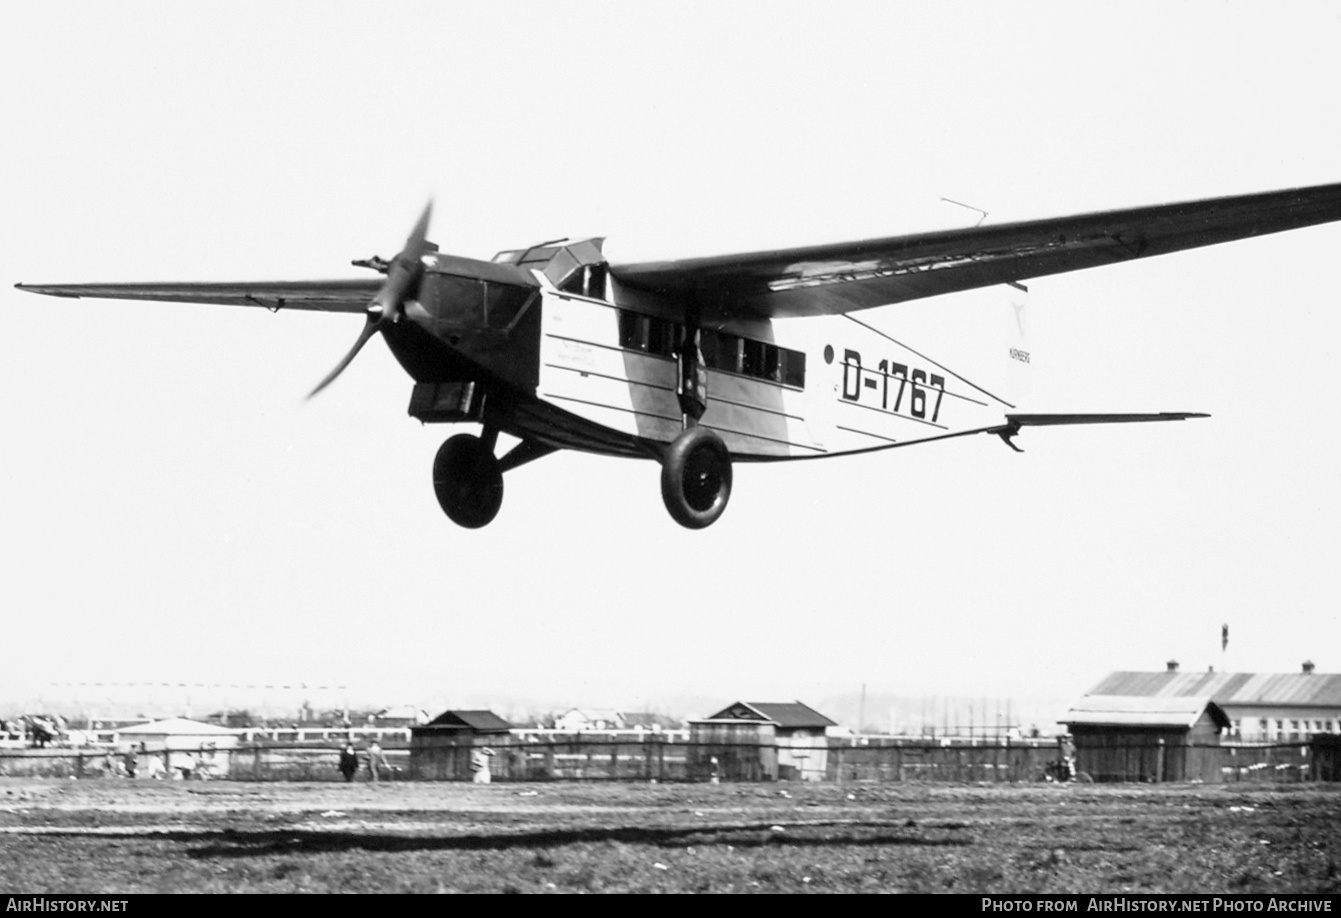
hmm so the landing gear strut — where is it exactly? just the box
[433,433,503,528]
[658,320,732,529]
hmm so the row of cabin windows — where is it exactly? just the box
[616,309,805,388]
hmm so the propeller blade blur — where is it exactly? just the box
[307,315,381,399]
[308,202,435,399]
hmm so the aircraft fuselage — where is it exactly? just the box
[395,246,1030,464]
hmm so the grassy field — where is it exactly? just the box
[1,777,1338,893]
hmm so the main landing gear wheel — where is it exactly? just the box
[433,434,503,528]
[660,426,733,529]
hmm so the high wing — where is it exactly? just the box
[609,182,1341,320]
[12,279,379,313]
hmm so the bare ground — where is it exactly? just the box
[1,777,1338,893]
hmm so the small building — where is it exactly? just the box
[689,701,837,782]
[374,704,430,727]
[117,717,241,779]
[1088,662,1341,741]
[552,708,626,732]
[1059,695,1229,783]
[1313,734,1341,782]
[408,710,513,780]
[619,712,682,731]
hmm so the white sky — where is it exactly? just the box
[2,2,1339,722]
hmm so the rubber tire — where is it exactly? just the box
[433,434,504,529]
[660,427,733,529]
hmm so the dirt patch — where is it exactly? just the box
[2,778,1338,893]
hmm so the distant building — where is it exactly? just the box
[1059,696,1230,783]
[117,717,240,779]
[689,700,838,782]
[373,705,429,727]
[1087,661,1341,741]
[619,712,682,731]
[553,708,626,732]
[409,709,513,781]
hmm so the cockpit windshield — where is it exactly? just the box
[493,238,607,297]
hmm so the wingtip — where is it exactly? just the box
[14,283,80,298]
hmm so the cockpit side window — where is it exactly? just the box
[558,264,608,300]
[430,274,535,330]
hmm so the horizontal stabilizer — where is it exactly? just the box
[989,412,1208,452]
[1002,412,1208,427]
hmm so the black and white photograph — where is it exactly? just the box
[2,0,1339,896]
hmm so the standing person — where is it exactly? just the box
[470,746,495,784]
[367,740,388,783]
[122,747,137,779]
[338,744,358,782]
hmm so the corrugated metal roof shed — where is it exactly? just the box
[1090,672,1341,707]
[1061,696,1230,730]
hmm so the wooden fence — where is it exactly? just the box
[1,738,1335,784]
[828,740,1057,783]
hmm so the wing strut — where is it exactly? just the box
[675,318,708,427]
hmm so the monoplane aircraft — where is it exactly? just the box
[17,182,1341,528]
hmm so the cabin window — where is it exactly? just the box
[762,344,783,382]
[618,311,677,358]
[647,315,677,357]
[780,349,806,387]
[619,310,649,351]
[698,329,721,369]
[704,331,742,374]
[741,339,767,378]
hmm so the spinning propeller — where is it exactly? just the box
[308,202,433,398]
